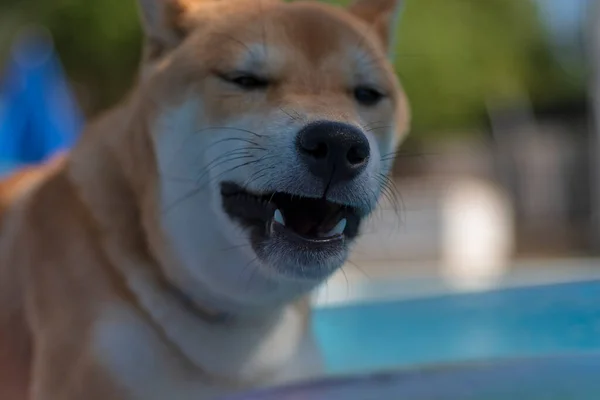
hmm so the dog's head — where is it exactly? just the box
[137,0,410,310]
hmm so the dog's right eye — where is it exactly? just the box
[222,73,270,90]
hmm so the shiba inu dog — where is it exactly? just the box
[0,0,410,399]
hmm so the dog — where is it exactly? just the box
[0,0,410,398]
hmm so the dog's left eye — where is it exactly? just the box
[354,86,385,106]
[224,74,270,90]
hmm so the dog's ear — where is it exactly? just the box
[348,0,404,55]
[137,0,197,60]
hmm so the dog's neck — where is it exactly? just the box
[66,90,233,318]
[65,90,311,381]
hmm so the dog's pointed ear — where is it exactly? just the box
[137,0,196,60]
[348,0,404,54]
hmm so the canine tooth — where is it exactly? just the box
[326,218,347,237]
[274,209,285,226]
[269,221,275,235]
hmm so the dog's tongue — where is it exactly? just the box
[289,220,317,235]
[283,201,342,236]
[284,209,323,235]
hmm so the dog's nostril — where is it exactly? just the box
[301,141,328,160]
[347,144,369,165]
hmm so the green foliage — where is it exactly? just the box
[41,0,143,112]
[392,0,583,139]
[0,0,586,141]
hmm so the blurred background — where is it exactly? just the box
[1,0,600,379]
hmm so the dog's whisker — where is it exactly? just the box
[380,150,440,162]
[203,156,278,189]
[242,166,275,189]
[162,155,270,214]
[194,126,265,139]
[346,260,372,281]
[161,149,256,184]
[207,137,265,150]
[192,146,268,183]
[242,256,261,293]
[279,106,302,122]
[219,243,253,252]
[366,125,393,133]
[194,154,257,185]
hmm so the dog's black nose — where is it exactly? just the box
[296,121,370,185]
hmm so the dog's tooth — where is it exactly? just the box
[325,218,347,237]
[274,209,285,226]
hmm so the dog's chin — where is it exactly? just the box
[220,182,363,282]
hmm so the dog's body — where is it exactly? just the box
[0,1,409,399]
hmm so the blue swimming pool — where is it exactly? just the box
[313,279,600,374]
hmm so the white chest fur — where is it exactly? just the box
[92,302,323,400]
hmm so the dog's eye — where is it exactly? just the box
[354,86,385,106]
[227,74,270,90]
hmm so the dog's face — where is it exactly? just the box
[140,0,409,309]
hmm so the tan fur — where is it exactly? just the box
[0,1,409,399]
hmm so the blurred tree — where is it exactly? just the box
[40,0,143,114]
[0,0,585,141]
[391,0,584,140]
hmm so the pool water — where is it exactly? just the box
[313,279,600,374]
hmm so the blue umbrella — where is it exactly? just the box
[0,27,83,173]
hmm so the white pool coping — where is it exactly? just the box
[312,257,600,309]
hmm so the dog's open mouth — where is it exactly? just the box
[220,182,361,247]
